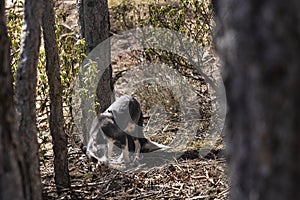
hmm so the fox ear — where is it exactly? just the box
[142,141,171,153]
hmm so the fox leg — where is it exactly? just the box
[107,139,114,160]
[122,137,130,162]
[132,138,141,162]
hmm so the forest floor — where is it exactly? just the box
[38,0,229,199]
[42,148,228,199]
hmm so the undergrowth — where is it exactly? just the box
[6,0,215,155]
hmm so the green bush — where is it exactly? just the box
[110,0,213,47]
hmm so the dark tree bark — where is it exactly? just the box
[15,0,43,199]
[77,0,113,145]
[78,0,113,112]
[78,0,110,53]
[42,0,70,193]
[0,0,25,199]
[216,0,300,199]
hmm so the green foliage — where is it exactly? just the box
[110,1,137,31]
[148,0,213,46]
[110,0,213,80]
[110,0,213,47]
[6,1,23,75]
[76,59,98,114]
[6,1,50,158]
[55,8,86,133]
[6,1,86,142]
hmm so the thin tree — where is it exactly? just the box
[15,0,43,199]
[42,0,70,193]
[0,0,26,199]
[77,0,113,145]
[216,0,300,199]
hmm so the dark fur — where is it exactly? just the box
[84,95,165,163]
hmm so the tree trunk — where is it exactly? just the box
[15,0,43,199]
[215,1,300,199]
[42,0,70,193]
[77,0,113,145]
[0,0,25,199]
[79,0,113,113]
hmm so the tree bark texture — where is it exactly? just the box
[15,0,43,199]
[42,0,70,192]
[78,0,110,52]
[0,0,26,199]
[77,0,113,145]
[80,0,113,112]
[215,1,300,199]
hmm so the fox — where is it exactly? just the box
[82,95,168,164]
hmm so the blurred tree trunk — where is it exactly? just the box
[77,0,113,145]
[42,0,70,193]
[216,0,300,199]
[15,0,43,199]
[0,0,25,199]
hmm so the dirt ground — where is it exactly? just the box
[42,147,228,199]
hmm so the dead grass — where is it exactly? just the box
[108,0,167,7]
[42,146,228,200]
